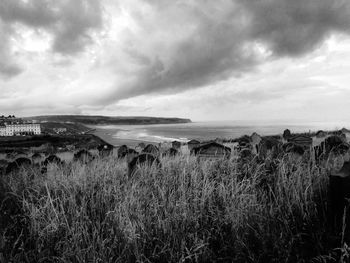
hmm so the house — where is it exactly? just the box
[0,125,5,136]
[0,123,41,136]
[191,142,231,160]
[187,139,201,151]
[172,140,181,150]
[287,135,313,148]
[0,116,40,136]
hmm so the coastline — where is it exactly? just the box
[89,122,350,147]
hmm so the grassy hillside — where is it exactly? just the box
[40,121,91,134]
[25,115,192,125]
[0,153,348,262]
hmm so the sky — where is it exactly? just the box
[1,0,350,123]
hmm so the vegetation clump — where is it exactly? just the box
[0,153,349,262]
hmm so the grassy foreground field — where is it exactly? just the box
[0,153,349,262]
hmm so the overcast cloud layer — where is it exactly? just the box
[1,0,350,122]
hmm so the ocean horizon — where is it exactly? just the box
[90,120,349,146]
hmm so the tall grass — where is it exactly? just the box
[0,153,347,262]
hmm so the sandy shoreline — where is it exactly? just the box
[91,126,155,147]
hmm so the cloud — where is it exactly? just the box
[107,0,255,100]
[0,0,57,27]
[0,0,102,57]
[51,1,102,54]
[1,0,350,120]
[0,21,22,78]
[0,62,22,79]
[240,0,350,56]
[102,0,350,102]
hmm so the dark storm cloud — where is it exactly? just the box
[51,1,102,54]
[0,0,57,26]
[112,0,350,101]
[0,0,102,55]
[113,1,255,100]
[240,0,350,56]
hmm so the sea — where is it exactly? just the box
[90,121,348,147]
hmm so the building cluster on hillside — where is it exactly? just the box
[0,115,41,136]
[53,127,67,134]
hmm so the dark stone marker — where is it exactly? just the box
[117,145,129,158]
[98,144,114,157]
[162,147,178,157]
[74,149,94,163]
[5,158,32,174]
[127,153,161,178]
[329,161,350,236]
[0,178,29,259]
[43,155,62,166]
[142,144,159,156]
[283,129,291,140]
[283,143,305,155]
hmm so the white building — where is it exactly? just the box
[0,125,5,136]
[0,123,41,136]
